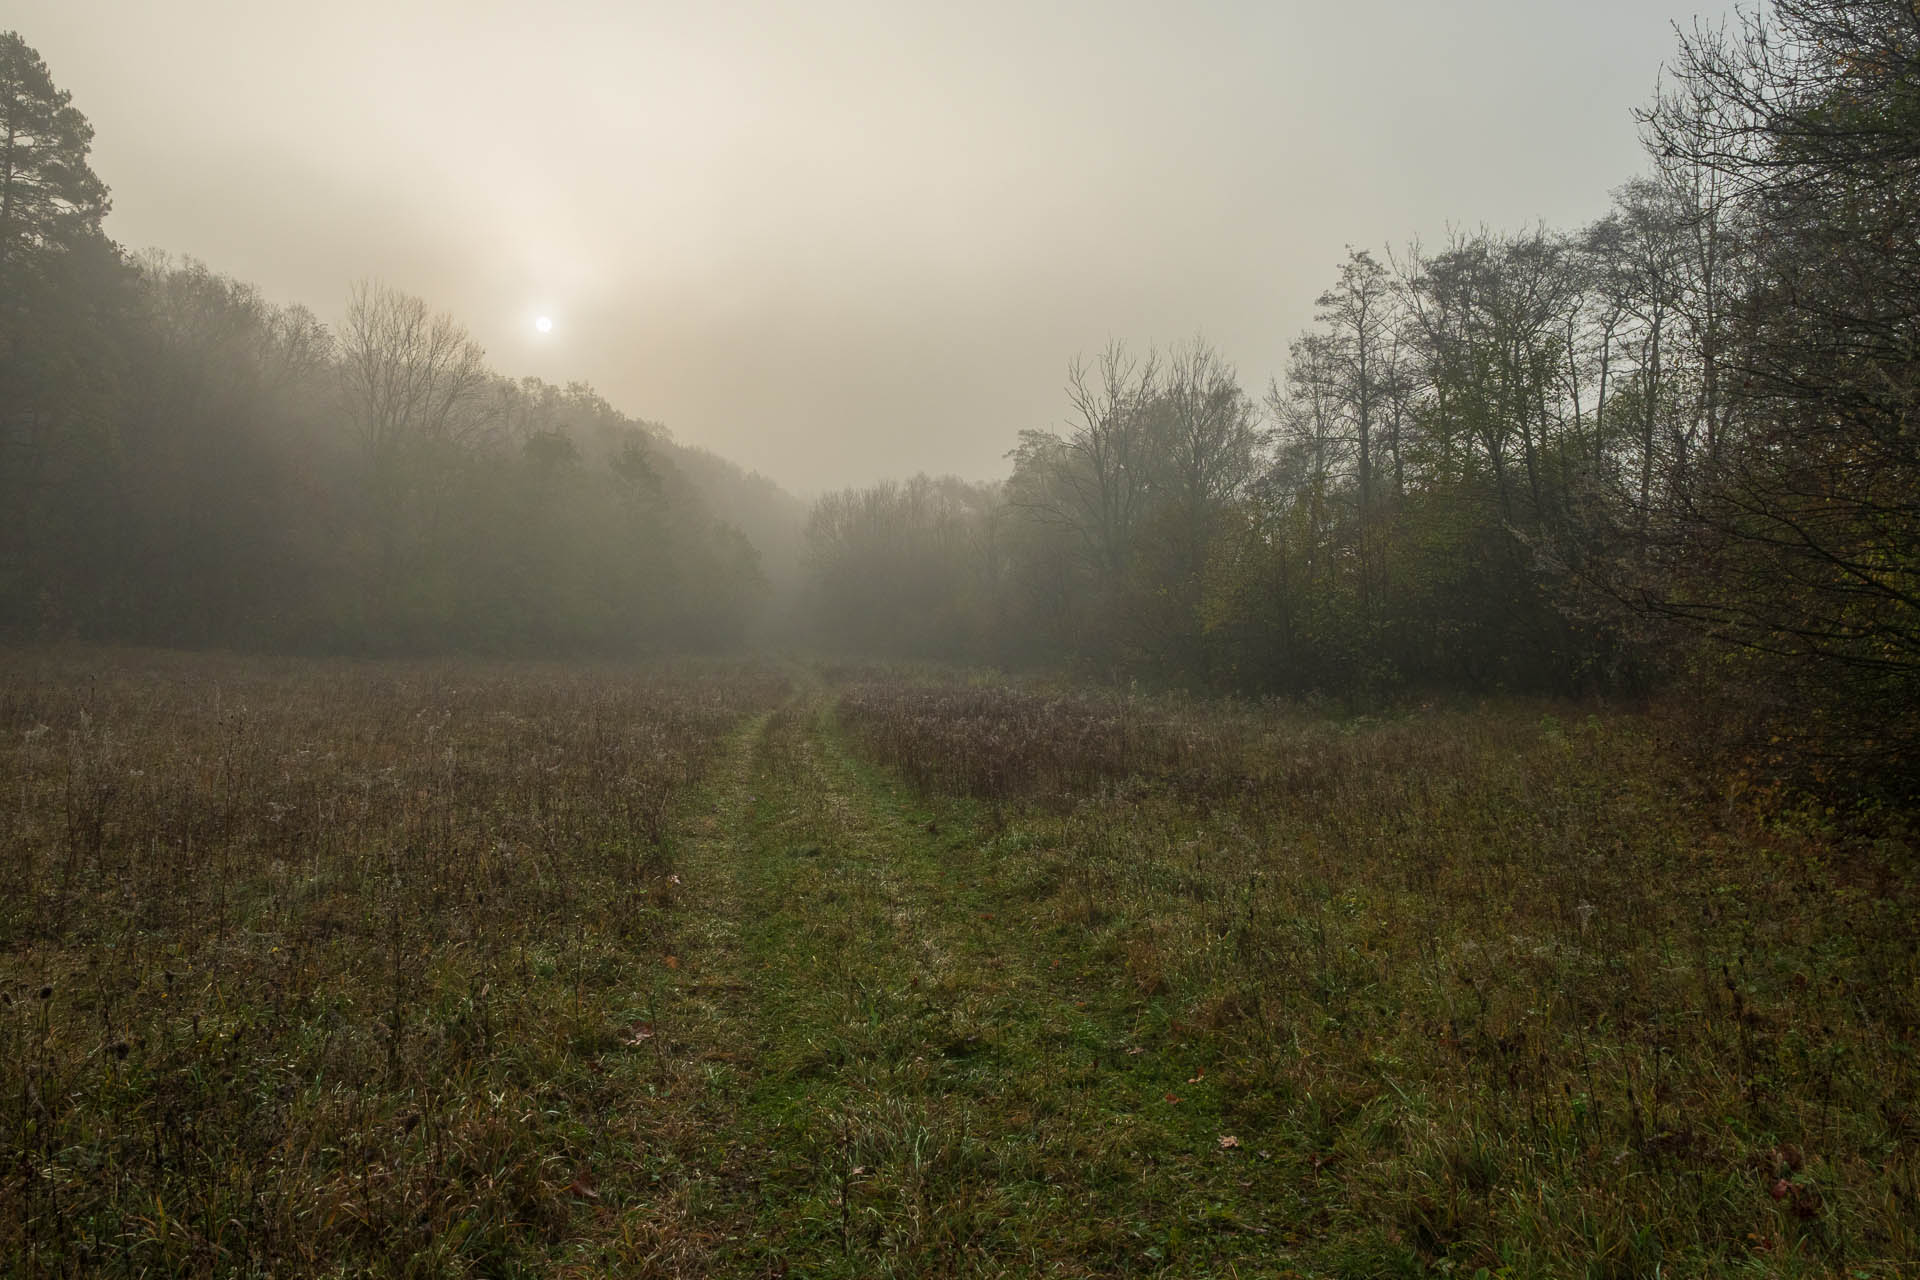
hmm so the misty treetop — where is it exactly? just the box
[0,30,792,655]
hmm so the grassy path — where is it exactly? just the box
[11,655,1909,1276]
[575,675,1298,1278]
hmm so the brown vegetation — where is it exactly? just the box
[832,667,1920,1273]
[0,649,785,1273]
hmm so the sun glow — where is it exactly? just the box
[534,315,554,334]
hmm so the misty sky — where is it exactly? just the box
[19,0,1736,495]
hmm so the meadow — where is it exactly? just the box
[0,650,786,1275]
[2,650,1914,1277]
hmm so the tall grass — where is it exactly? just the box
[833,669,1920,1275]
[835,676,1270,804]
[6,650,1912,1275]
[0,649,785,1275]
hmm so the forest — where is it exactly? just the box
[802,5,1920,805]
[1,32,802,657]
[6,5,1917,806]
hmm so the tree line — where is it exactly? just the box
[1,30,792,655]
[800,0,1920,801]
[4,5,1915,800]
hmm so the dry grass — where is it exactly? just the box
[0,648,786,1276]
[4,650,1914,1276]
[835,675,1270,805]
[831,668,1920,1276]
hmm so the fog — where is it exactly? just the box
[16,0,1731,495]
[9,8,1920,1267]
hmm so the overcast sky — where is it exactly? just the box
[17,0,1736,495]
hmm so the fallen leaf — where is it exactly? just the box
[663,955,680,970]
[1164,1092,1182,1105]
[624,1022,655,1045]
[568,1176,599,1200]
[1125,1046,1146,1056]
[1187,1068,1206,1084]
[1219,1134,1241,1149]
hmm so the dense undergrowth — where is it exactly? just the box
[835,668,1920,1276]
[0,650,787,1275]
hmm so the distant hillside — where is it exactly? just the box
[656,440,809,598]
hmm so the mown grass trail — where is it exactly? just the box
[609,677,1291,1279]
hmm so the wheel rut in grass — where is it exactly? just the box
[632,673,1290,1277]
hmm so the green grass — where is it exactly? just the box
[2,651,1914,1276]
[827,670,1920,1277]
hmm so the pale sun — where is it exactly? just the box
[534,315,554,334]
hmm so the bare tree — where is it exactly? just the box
[339,281,494,462]
[337,282,495,630]
[1158,337,1262,546]
[1313,249,1400,513]
[1628,0,1920,782]
[1266,332,1346,579]
[1027,342,1162,583]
